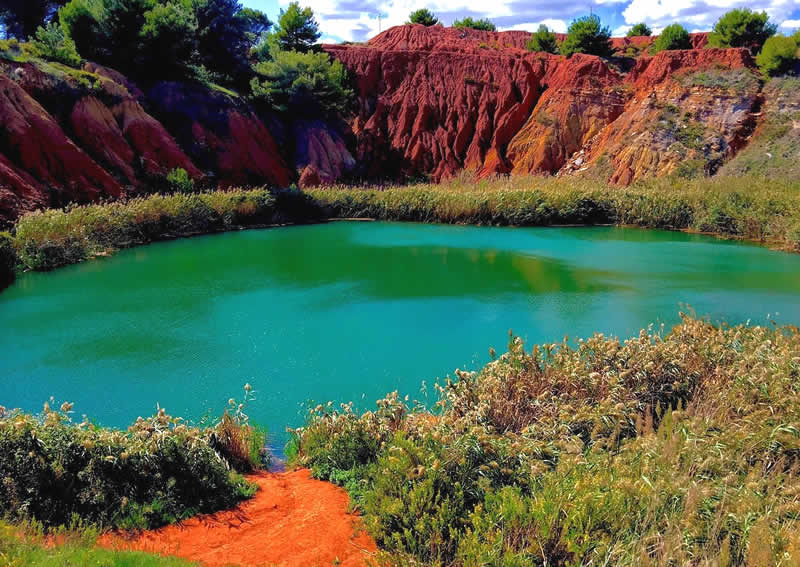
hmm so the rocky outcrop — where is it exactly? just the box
[0,24,782,224]
[0,60,291,224]
[0,73,123,218]
[326,44,546,180]
[326,26,761,185]
[558,49,759,183]
[146,82,290,188]
[295,121,356,187]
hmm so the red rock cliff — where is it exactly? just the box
[324,25,759,185]
[0,24,774,224]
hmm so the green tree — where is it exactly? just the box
[707,8,776,52]
[30,20,81,66]
[756,35,798,77]
[653,23,691,52]
[452,17,496,32]
[627,22,652,37]
[251,48,352,118]
[268,2,320,53]
[139,0,197,75]
[58,0,104,61]
[100,0,155,68]
[560,15,611,57]
[526,24,558,54]
[407,8,438,26]
[195,0,265,85]
[0,0,68,40]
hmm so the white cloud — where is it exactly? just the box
[612,24,632,35]
[501,19,568,34]
[278,0,800,43]
[621,0,797,34]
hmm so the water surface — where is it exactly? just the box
[2,222,799,451]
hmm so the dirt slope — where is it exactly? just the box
[99,469,377,567]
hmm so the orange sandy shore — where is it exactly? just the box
[99,468,377,567]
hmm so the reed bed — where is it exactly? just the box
[3,174,799,281]
[292,314,800,566]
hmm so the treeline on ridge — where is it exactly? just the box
[0,0,353,119]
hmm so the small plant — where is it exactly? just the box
[627,22,652,37]
[0,231,17,286]
[211,384,269,472]
[653,23,691,52]
[756,35,799,77]
[526,24,559,54]
[707,8,777,52]
[407,8,439,27]
[166,168,196,194]
[560,14,612,57]
[30,22,81,67]
[452,17,496,32]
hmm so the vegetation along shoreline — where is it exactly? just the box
[1,173,799,291]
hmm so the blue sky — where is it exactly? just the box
[243,0,800,44]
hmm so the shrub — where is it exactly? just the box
[11,189,294,271]
[627,22,652,36]
[756,35,799,77]
[653,23,691,52]
[58,0,104,62]
[195,0,268,86]
[138,0,198,76]
[30,21,82,67]
[452,17,496,32]
[708,8,777,52]
[165,167,196,193]
[0,401,258,530]
[526,24,558,54]
[209,384,269,473]
[560,14,612,57]
[294,316,800,566]
[407,8,438,27]
[0,231,17,286]
[266,1,320,53]
[251,48,353,118]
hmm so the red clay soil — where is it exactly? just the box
[99,469,378,567]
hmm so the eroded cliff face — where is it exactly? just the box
[324,25,759,185]
[0,24,779,224]
[0,59,294,225]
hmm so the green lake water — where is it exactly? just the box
[2,222,799,453]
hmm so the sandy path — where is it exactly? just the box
[99,469,377,566]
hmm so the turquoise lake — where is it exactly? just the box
[1,222,799,452]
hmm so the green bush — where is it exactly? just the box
[266,2,320,53]
[294,316,800,566]
[0,231,17,286]
[407,8,438,27]
[560,15,612,57]
[58,0,104,62]
[251,48,353,118]
[653,23,691,52]
[139,0,198,75]
[708,8,777,52]
[0,402,258,530]
[30,21,82,67]
[756,35,798,77]
[627,22,652,36]
[165,167,196,193]
[11,189,298,271]
[526,24,558,54]
[452,17,496,32]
